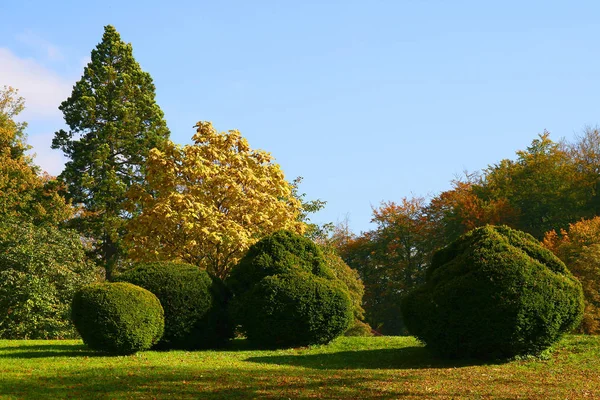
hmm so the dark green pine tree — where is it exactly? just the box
[52,25,170,280]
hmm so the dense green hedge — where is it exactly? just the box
[235,272,353,347]
[71,282,164,355]
[401,225,584,359]
[0,220,100,339]
[115,262,233,349]
[227,230,352,347]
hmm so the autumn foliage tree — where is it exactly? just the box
[338,197,439,335]
[428,133,595,242]
[427,174,515,244]
[543,217,600,334]
[567,126,600,215]
[0,86,72,225]
[478,133,593,239]
[52,26,170,279]
[125,121,303,279]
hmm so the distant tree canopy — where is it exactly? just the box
[428,132,597,242]
[336,130,600,335]
[52,25,170,279]
[476,132,594,239]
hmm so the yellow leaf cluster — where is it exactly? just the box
[0,86,72,224]
[125,121,304,278]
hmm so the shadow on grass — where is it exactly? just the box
[245,346,499,370]
[0,343,113,358]
[0,343,87,351]
[218,338,291,352]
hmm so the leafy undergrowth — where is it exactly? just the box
[0,335,598,399]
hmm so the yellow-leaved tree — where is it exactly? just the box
[125,121,304,278]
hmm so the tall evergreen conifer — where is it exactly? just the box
[52,25,170,279]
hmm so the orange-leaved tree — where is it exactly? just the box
[125,121,303,279]
[427,173,516,244]
[337,197,440,335]
[543,217,600,334]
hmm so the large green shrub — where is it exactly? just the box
[0,220,100,339]
[236,272,353,347]
[115,262,233,349]
[71,282,164,355]
[226,230,334,296]
[227,230,352,347]
[401,225,584,359]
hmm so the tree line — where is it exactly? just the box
[328,129,600,335]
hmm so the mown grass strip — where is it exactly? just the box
[0,335,598,399]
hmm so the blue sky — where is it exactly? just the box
[1,1,599,234]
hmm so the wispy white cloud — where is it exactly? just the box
[16,31,65,62]
[0,47,73,119]
[0,42,75,175]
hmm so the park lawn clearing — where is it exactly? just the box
[0,335,598,399]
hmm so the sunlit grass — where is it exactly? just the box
[0,335,598,399]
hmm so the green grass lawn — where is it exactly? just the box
[0,335,598,399]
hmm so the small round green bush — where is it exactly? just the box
[235,272,353,347]
[401,225,584,359]
[115,262,233,349]
[71,282,164,355]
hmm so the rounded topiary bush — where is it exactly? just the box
[226,230,352,347]
[236,272,353,347]
[226,230,334,296]
[115,262,233,350]
[401,225,584,360]
[71,282,164,355]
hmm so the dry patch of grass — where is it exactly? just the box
[0,335,598,399]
